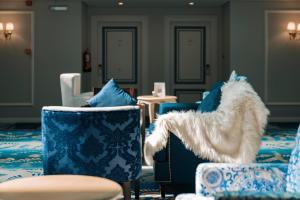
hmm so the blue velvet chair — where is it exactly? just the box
[42,106,142,200]
[176,124,300,200]
[153,103,211,197]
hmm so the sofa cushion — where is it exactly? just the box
[286,124,300,192]
[88,79,136,107]
[197,81,224,113]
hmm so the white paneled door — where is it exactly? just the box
[92,18,146,96]
[165,16,219,103]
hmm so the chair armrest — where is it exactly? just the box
[72,92,94,107]
[153,103,198,165]
[159,103,198,115]
[196,163,288,197]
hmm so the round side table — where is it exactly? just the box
[137,95,177,123]
[0,175,122,200]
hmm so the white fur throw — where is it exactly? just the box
[144,81,270,165]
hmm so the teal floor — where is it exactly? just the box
[0,130,175,199]
[0,123,298,199]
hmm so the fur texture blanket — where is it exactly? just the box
[144,81,270,165]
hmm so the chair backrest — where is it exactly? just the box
[286,124,300,192]
[42,106,142,183]
[60,73,81,106]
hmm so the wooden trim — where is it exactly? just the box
[174,89,205,102]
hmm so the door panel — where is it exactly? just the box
[174,89,204,103]
[175,26,205,84]
[102,27,137,83]
[165,16,219,103]
[96,22,141,94]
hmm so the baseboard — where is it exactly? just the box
[269,117,300,122]
[0,118,40,123]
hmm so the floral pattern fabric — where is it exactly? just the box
[42,107,142,183]
[190,125,300,199]
[286,125,300,192]
[196,163,288,197]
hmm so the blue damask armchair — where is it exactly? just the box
[176,124,300,200]
[42,106,142,200]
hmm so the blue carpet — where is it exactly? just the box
[0,129,297,199]
[0,130,174,199]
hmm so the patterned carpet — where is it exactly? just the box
[0,128,297,199]
[0,130,174,199]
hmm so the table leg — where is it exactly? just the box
[138,102,146,164]
[148,103,155,124]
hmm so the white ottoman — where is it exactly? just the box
[0,175,122,200]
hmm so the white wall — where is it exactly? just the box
[2,0,299,122]
[0,0,83,122]
[87,7,224,95]
[230,0,300,121]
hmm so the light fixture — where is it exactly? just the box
[287,21,300,40]
[118,1,124,6]
[0,22,14,40]
[49,5,69,11]
[188,2,195,6]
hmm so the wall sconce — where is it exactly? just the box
[0,22,14,40]
[287,22,300,40]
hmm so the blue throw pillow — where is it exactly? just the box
[198,81,224,103]
[88,79,137,107]
[197,81,224,112]
[202,91,210,100]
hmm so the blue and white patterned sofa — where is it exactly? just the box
[42,106,142,199]
[176,124,300,200]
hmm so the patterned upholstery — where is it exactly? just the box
[176,124,300,199]
[42,106,142,183]
[195,163,288,196]
[286,125,300,192]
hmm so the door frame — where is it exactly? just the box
[91,15,149,94]
[164,15,220,95]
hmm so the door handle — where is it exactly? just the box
[205,64,210,75]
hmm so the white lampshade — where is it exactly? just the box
[6,22,14,31]
[287,22,296,31]
[0,23,3,31]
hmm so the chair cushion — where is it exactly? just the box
[197,81,224,113]
[0,175,122,200]
[88,79,136,107]
[286,124,300,192]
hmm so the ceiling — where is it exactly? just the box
[83,0,230,8]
